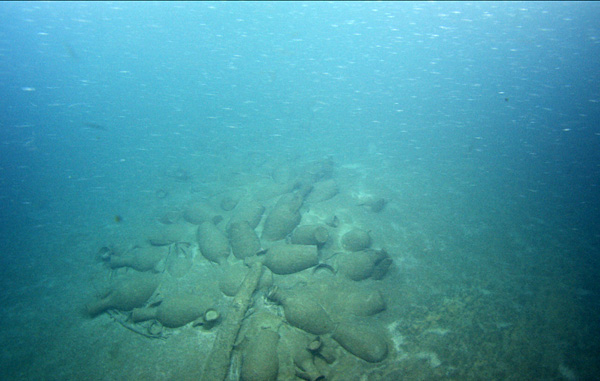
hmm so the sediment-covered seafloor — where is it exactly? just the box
[64,156,595,380]
[1,153,596,380]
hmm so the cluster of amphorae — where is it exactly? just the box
[86,157,394,379]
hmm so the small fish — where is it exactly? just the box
[63,42,79,60]
[84,122,107,131]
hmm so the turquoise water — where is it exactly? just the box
[1,2,599,379]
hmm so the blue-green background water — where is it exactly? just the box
[1,1,599,379]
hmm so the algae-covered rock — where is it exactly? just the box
[341,228,371,252]
[197,221,230,265]
[86,272,159,317]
